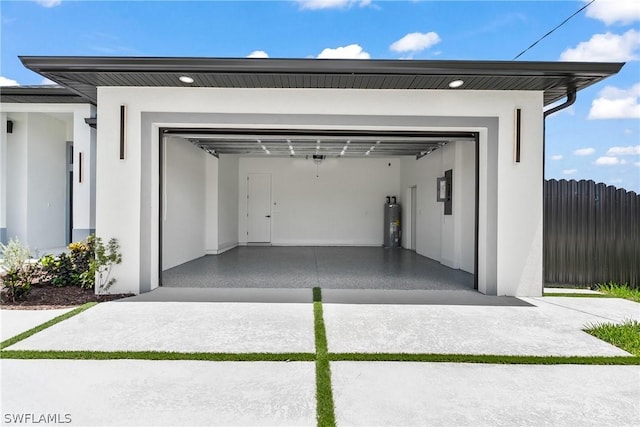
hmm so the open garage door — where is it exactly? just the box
[159,127,478,291]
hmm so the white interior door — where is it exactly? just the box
[247,173,271,243]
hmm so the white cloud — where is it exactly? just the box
[0,76,19,86]
[317,44,370,59]
[41,77,58,85]
[550,154,563,160]
[606,145,640,156]
[585,0,640,26]
[390,32,441,53]
[247,50,269,58]
[35,0,62,7]
[594,156,620,165]
[559,29,639,62]
[588,83,640,119]
[562,169,578,175]
[297,0,370,10]
[573,147,595,156]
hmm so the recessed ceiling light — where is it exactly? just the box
[179,76,194,84]
[449,79,464,88]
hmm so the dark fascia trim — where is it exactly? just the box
[164,128,478,139]
[20,56,625,78]
[0,85,88,103]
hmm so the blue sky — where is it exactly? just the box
[1,0,639,191]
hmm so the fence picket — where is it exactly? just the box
[544,179,640,288]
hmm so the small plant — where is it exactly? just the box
[595,282,640,303]
[0,238,36,302]
[87,236,122,293]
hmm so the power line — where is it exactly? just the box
[513,0,597,60]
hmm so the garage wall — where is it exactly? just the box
[400,140,475,274]
[218,154,239,251]
[204,154,218,253]
[162,137,206,270]
[238,157,401,246]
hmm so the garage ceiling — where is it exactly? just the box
[165,128,477,158]
[19,56,624,106]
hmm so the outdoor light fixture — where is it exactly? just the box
[514,108,522,163]
[448,79,464,88]
[179,76,194,84]
[119,105,126,159]
[78,152,84,183]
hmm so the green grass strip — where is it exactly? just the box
[595,282,640,303]
[329,353,640,365]
[313,287,322,302]
[0,302,97,350]
[314,296,336,427]
[0,350,315,361]
[543,293,611,298]
[585,320,640,357]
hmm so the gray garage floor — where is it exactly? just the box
[162,246,474,290]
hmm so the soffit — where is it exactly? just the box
[20,56,624,106]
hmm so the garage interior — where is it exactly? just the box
[160,128,477,291]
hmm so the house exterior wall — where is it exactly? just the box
[0,103,96,248]
[26,112,67,250]
[6,113,28,245]
[96,87,543,296]
[0,113,7,244]
[5,111,66,250]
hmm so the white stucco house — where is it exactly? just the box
[0,57,623,296]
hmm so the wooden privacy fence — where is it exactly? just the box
[544,179,640,288]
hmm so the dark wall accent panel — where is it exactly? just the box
[444,169,453,215]
[119,105,126,159]
[514,108,521,163]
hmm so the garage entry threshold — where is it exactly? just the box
[122,288,530,307]
[161,246,475,292]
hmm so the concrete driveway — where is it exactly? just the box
[1,289,639,426]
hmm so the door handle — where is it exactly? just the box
[265,215,271,218]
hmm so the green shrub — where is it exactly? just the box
[39,235,122,292]
[41,252,77,287]
[0,239,36,302]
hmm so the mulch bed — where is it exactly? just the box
[1,284,133,310]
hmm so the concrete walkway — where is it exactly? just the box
[1,308,74,341]
[2,291,639,426]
